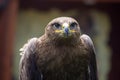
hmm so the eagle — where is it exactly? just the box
[19,17,98,80]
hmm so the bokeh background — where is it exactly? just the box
[0,0,120,80]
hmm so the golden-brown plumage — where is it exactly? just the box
[19,17,98,80]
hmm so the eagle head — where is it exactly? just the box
[45,17,81,42]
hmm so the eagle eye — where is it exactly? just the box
[70,22,77,29]
[52,23,61,29]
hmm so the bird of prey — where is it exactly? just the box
[19,17,98,80]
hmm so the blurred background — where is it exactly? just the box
[0,0,120,80]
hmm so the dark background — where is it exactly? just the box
[0,0,120,80]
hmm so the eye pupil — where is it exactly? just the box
[53,23,61,29]
[70,22,77,29]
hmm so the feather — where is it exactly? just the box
[19,17,98,80]
[80,34,98,80]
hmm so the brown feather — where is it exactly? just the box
[34,34,91,80]
[19,17,97,80]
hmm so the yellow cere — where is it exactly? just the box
[55,30,64,33]
[55,30,76,33]
[70,30,76,33]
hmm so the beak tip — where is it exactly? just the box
[64,28,70,37]
[64,28,69,33]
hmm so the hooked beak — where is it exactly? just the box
[63,26,70,37]
[62,23,70,37]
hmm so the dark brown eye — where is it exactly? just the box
[70,22,77,29]
[52,23,61,29]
